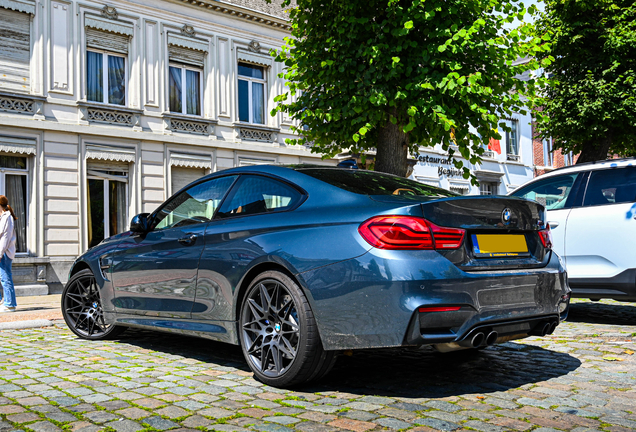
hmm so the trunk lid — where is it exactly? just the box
[419,196,549,271]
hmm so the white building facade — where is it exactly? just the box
[411,112,535,195]
[0,0,327,295]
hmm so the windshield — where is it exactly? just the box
[297,168,457,198]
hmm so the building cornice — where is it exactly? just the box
[174,0,292,31]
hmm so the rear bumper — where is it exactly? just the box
[569,268,636,301]
[300,249,570,351]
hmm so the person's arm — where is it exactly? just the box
[0,215,10,257]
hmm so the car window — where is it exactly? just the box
[512,173,578,210]
[583,166,636,207]
[153,176,237,230]
[217,175,302,218]
[297,168,456,197]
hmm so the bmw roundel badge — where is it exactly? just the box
[501,208,512,224]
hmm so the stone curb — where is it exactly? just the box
[0,319,54,330]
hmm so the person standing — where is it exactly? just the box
[0,195,17,313]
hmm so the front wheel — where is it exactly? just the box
[239,271,335,387]
[62,269,125,340]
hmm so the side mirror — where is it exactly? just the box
[130,213,150,233]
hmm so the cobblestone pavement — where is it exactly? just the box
[1,299,635,432]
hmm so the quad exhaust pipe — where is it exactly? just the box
[458,330,499,348]
[485,331,498,346]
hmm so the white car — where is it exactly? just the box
[510,158,636,302]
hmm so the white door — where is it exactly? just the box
[564,166,636,279]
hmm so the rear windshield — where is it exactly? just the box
[297,168,456,197]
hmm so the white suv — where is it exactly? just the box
[510,158,636,302]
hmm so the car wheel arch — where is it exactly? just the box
[233,261,313,325]
[69,260,92,279]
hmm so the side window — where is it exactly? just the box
[218,176,302,218]
[583,167,636,207]
[153,176,237,230]
[513,174,578,210]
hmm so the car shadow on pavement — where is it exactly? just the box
[566,301,636,325]
[301,344,580,397]
[118,329,580,398]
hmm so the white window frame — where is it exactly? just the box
[505,119,519,156]
[86,49,128,106]
[0,158,29,256]
[86,170,129,240]
[237,62,267,125]
[168,63,203,116]
[479,182,497,196]
[543,138,553,167]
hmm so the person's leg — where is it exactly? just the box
[0,254,16,308]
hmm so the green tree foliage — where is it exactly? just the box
[272,0,547,177]
[534,0,636,163]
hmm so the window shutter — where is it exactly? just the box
[168,45,205,68]
[0,8,30,94]
[171,166,206,193]
[167,33,207,68]
[86,27,129,54]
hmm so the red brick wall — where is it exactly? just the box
[531,119,580,178]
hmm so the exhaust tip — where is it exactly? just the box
[548,322,557,335]
[486,331,498,346]
[471,332,485,348]
[541,323,551,336]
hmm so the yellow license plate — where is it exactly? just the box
[472,234,529,258]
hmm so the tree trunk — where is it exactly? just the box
[374,121,409,177]
[576,133,612,164]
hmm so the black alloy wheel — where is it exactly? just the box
[239,271,336,387]
[62,269,125,340]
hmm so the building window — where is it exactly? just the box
[169,65,201,116]
[564,151,574,166]
[479,182,498,196]
[505,120,519,160]
[87,168,128,248]
[543,138,553,167]
[238,63,265,124]
[0,155,28,253]
[86,50,126,105]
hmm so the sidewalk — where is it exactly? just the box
[0,294,63,330]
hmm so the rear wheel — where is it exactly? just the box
[239,271,333,387]
[62,269,125,340]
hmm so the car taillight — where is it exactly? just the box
[358,216,465,250]
[538,224,553,249]
[418,306,462,313]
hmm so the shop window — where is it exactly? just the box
[0,154,28,253]
[87,168,128,248]
[238,63,266,124]
[168,64,201,116]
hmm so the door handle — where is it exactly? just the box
[547,221,560,229]
[178,234,198,246]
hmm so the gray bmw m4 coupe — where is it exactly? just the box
[62,165,570,387]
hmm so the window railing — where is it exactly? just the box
[0,91,46,117]
[163,113,216,135]
[78,101,142,128]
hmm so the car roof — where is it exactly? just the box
[508,157,636,195]
[542,157,635,176]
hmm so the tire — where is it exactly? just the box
[239,270,331,387]
[62,269,125,340]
